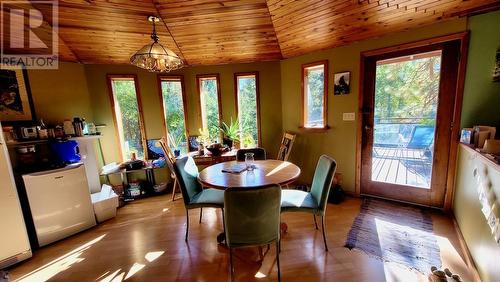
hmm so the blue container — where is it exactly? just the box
[50,140,81,164]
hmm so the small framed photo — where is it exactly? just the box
[334,71,350,95]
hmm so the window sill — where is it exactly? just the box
[298,125,330,132]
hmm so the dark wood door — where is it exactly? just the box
[360,40,461,207]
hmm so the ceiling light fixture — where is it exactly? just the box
[130,16,184,73]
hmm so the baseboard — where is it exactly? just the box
[451,215,482,282]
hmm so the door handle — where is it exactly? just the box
[364,125,372,131]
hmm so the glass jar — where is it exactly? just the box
[245,152,255,171]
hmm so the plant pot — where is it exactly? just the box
[173,149,181,157]
[222,137,233,148]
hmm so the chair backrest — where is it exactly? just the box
[172,156,203,206]
[310,155,337,215]
[277,132,296,161]
[236,148,266,161]
[159,137,176,177]
[224,185,281,248]
[406,125,435,149]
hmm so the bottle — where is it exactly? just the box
[73,117,83,137]
[38,119,48,139]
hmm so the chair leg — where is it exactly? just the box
[221,208,225,232]
[229,248,235,282]
[171,178,177,201]
[313,214,319,230]
[185,209,189,242]
[321,216,328,251]
[276,241,281,282]
[199,208,203,223]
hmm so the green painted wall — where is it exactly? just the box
[84,61,282,166]
[280,19,467,192]
[460,10,500,134]
[27,61,93,124]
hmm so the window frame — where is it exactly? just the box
[157,75,190,148]
[234,71,262,147]
[301,60,329,130]
[106,74,147,161]
[196,73,223,140]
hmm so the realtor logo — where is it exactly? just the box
[1,1,58,69]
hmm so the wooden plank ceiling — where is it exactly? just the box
[1,0,499,65]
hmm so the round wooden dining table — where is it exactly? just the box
[198,159,301,243]
[198,159,301,189]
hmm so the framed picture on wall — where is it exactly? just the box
[0,65,36,124]
[334,71,350,95]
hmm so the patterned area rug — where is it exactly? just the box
[345,198,441,273]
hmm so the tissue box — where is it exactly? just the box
[91,184,119,223]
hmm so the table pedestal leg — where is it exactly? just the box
[217,232,225,244]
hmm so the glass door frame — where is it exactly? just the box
[356,33,469,208]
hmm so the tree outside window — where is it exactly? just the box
[302,61,328,129]
[236,73,260,148]
[108,76,145,160]
[160,77,188,152]
[198,75,221,143]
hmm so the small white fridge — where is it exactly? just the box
[22,163,96,247]
[0,125,32,269]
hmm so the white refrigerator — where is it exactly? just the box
[0,125,32,269]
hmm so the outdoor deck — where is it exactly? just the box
[371,146,432,188]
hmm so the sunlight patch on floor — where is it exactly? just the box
[17,234,106,282]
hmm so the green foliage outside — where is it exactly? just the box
[374,55,441,144]
[162,80,187,152]
[237,77,258,148]
[112,80,144,160]
[200,79,221,142]
[305,68,325,127]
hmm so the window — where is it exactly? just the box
[107,75,146,161]
[159,76,188,152]
[302,61,328,129]
[235,72,260,148]
[197,74,222,142]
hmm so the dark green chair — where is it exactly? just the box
[236,148,266,161]
[173,156,224,242]
[224,185,282,282]
[281,155,337,251]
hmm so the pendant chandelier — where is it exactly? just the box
[130,16,184,73]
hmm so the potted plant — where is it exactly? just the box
[167,133,183,157]
[220,118,240,149]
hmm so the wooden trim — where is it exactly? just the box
[362,32,469,57]
[444,32,470,212]
[234,71,262,147]
[157,75,190,145]
[301,60,329,129]
[196,73,223,140]
[106,74,147,162]
[355,55,366,196]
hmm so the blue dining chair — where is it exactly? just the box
[224,185,282,281]
[172,156,225,242]
[280,155,337,251]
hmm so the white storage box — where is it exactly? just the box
[91,184,119,223]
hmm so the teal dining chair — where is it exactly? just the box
[236,148,266,161]
[173,156,224,242]
[224,185,282,282]
[281,155,337,251]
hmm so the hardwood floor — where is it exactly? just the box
[8,195,473,282]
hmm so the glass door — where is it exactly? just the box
[360,41,461,207]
